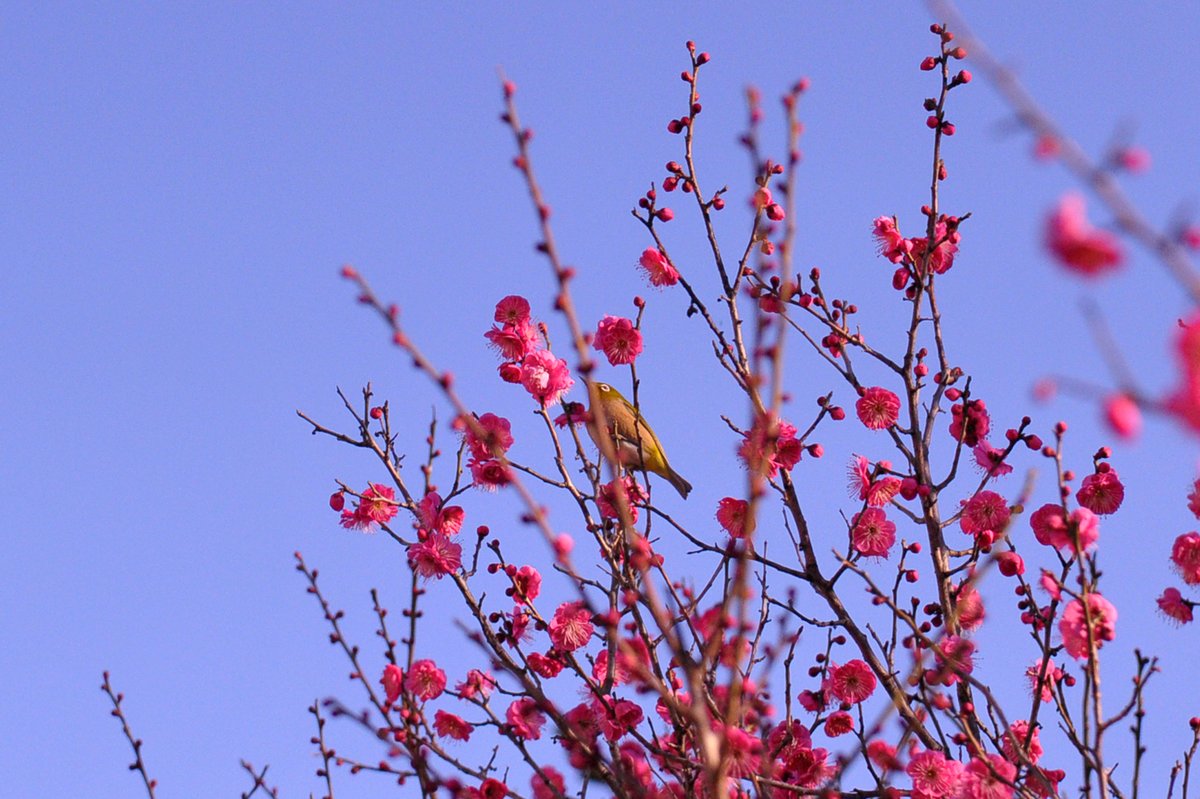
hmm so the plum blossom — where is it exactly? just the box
[851,508,896,558]
[959,490,1010,543]
[972,440,1013,478]
[593,315,644,365]
[1045,193,1123,276]
[716,497,750,538]
[739,415,802,477]
[506,697,546,740]
[847,455,902,507]
[339,483,398,531]
[405,659,447,701]
[1002,720,1043,764]
[960,755,1016,799]
[949,399,990,447]
[433,710,472,742]
[548,601,594,651]
[907,749,963,799]
[824,711,854,737]
[1059,593,1117,659]
[1158,587,1193,624]
[1172,532,1200,584]
[468,458,512,491]
[407,534,462,579]
[638,247,680,287]
[1075,469,1125,515]
[1103,393,1141,439]
[856,386,901,430]
[519,349,574,406]
[463,413,513,461]
[872,216,911,263]
[381,664,403,704]
[531,768,565,799]
[828,660,877,704]
[417,491,464,536]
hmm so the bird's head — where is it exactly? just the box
[587,380,629,407]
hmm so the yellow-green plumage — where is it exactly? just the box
[586,381,692,499]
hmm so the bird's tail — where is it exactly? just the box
[664,467,692,500]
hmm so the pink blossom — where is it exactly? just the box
[531,768,566,799]
[972,440,1013,478]
[433,710,472,742]
[851,508,896,558]
[1030,503,1069,549]
[1167,315,1200,431]
[1070,508,1101,552]
[960,754,1016,799]
[339,483,399,531]
[512,565,541,602]
[739,415,802,477]
[528,652,564,676]
[1002,720,1043,764]
[638,247,680,287]
[1059,593,1118,660]
[1172,532,1200,584]
[717,497,750,538]
[597,475,647,522]
[485,318,538,361]
[1026,658,1064,703]
[959,490,1010,542]
[593,315,644,366]
[907,749,963,799]
[1103,394,1141,439]
[1076,470,1125,515]
[867,740,901,772]
[456,669,496,700]
[910,220,960,275]
[1045,193,1123,276]
[407,533,462,579]
[405,659,446,701]
[1031,505,1097,552]
[417,491,465,536]
[872,216,911,263]
[823,711,854,737]
[527,651,564,678]
[590,637,649,686]
[494,295,531,327]
[783,746,832,789]
[716,724,764,777]
[1158,587,1194,624]
[463,413,514,461]
[553,402,590,427]
[828,660,877,704]
[519,349,574,406]
[767,720,813,763]
[599,699,644,742]
[548,601,594,651]
[856,386,901,430]
[506,697,546,740]
[928,635,975,686]
[507,607,532,647]
[468,458,512,491]
[381,663,403,704]
[1039,570,1062,601]
[1189,479,1200,520]
[847,455,902,507]
[949,399,990,447]
[956,583,985,631]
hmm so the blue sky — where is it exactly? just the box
[4,3,1200,796]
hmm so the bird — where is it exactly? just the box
[585,381,692,499]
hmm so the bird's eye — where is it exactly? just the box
[599,384,610,392]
